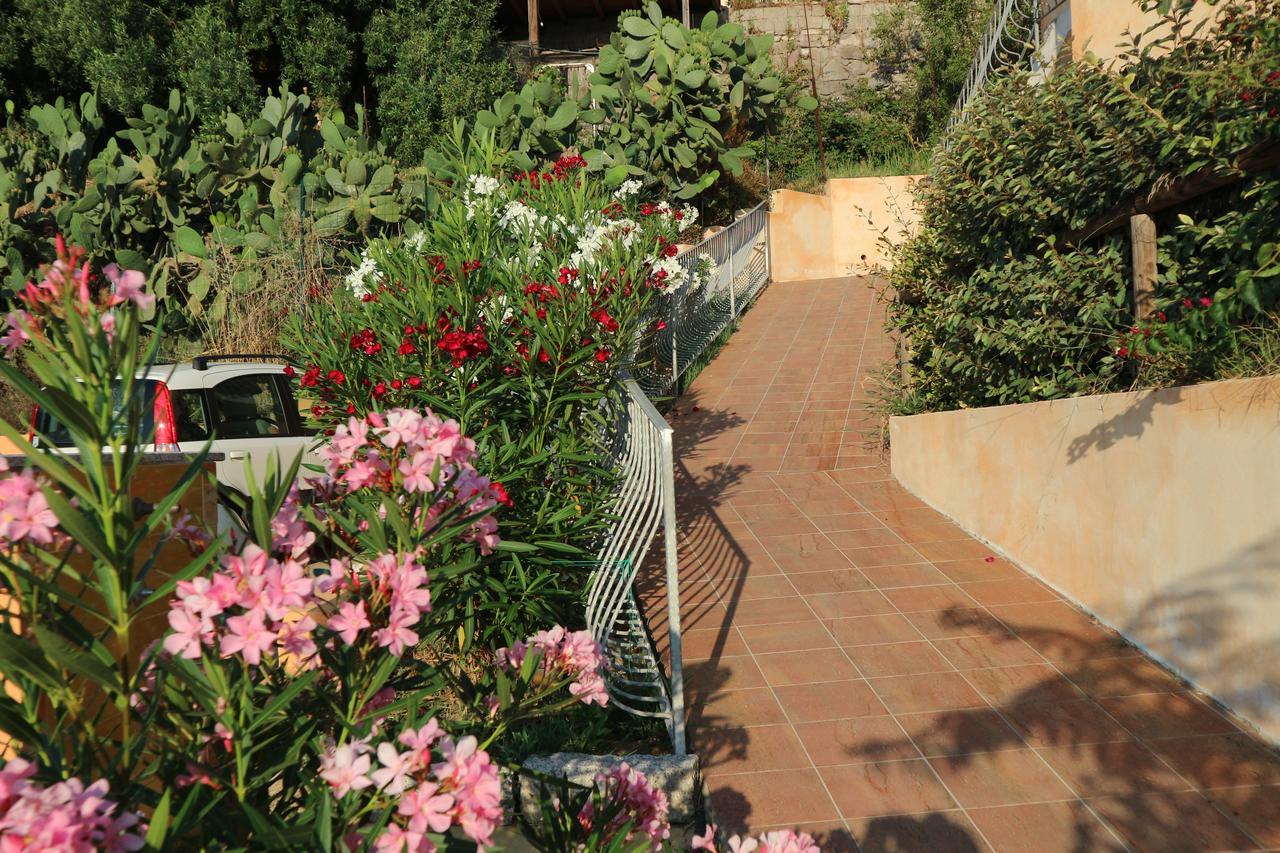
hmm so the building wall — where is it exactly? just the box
[1067,0,1216,64]
[768,175,920,280]
[890,376,1280,741]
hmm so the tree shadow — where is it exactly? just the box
[845,532,1280,850]
[1065,385,1184,464]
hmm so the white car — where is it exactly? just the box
[31,355,321,505]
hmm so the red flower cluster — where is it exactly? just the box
[350,329,382,356]
[438,327,490,368]
[557,267,579,286]
[512,153,588,188]
[591,307,619,333]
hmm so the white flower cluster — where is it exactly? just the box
[614,179,643,199]
[653,256,688,292]
[404,230,427,252]
[468,174,500,196]
[345,250,382,298]
[570,217,638,269]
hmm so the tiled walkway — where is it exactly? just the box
[641,277,1280,852]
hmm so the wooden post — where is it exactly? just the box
[682,0,691,28]
[527,0,540,55]
[1130,213,1158,321]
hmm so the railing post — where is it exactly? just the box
[660,426,685,755]
[728,223,737,321]
[670,296,680,393]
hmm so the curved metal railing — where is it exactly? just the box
[945,0,1042,139]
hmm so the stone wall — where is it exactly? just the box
[731,2,891,96]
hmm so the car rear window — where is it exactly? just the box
[34,380,159,448]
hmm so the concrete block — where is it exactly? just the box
[519,753,701,824]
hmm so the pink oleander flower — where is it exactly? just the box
[320,742,373,798]
[495,625,608,707]
[693,826,822,853]
[328,599,371,644]
[0,759,146,852]
[219,610,276,666]
[373,823,436,853]
[371,743,416,797]
[432,735,502,848]
[0,468,59,547]
[580,763,669,851]
[398,782,455,834]
[0,310,31,352]
[103,263,155,312]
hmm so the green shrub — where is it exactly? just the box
[887,0,1280,412]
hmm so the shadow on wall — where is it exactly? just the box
[1065,385,1185,464]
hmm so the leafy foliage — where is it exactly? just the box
[450,2,814,201]
[887,0,1280,412]
[0,88,422,338]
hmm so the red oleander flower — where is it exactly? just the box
[328,370,346,385]
[1199,296,1213,307]
[398,339,416,356]
[594,348,610,363]
[408,376,422,388]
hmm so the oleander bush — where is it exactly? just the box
[886,0,1280,413]
[283,135,709,645]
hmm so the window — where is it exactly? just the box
[171,390,210,442]
[35,381,157,448]
[209,375,287,439]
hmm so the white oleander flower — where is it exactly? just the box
[614,178,643,199]
[679,204,699,226]
[468,174,500,196]
[498,200,547,235]
[653,256,688,292]
[345,251,381,298]
[404,231,427,252]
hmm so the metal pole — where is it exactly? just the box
[670,296,679,393]
[728,228,737,322]
[660,425,685,755]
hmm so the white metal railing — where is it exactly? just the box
[637,201,770,397]
[587,379,685,754]
[945,0,1042,139]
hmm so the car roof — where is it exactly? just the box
[137,362,287,390]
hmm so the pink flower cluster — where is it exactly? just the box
[580,763,669,851]
[495,626,609,706]
[326,551,433,656]
[0,759,145,852]
[317,408,503,555]
[693,825,821,853]
[0,459,59,549]
[1,236,153,353]
[317,720,503,851]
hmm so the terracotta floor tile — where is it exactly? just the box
[823,528,906,550]
[1088,791,1259,852]
[741,620,837,655]
[967,802,1125,853]
[896,709,1026,758]
[692,723,811,775]
[905,607,1007,639]
[1145,733,1280,789]
[755,647,861,686]
[733,502,808,523]
[808,590,897,620]
[751,517,822,537]
[959,578,1060,607]
[1003,699,1133,748]
[1203,784,1280,847]
[820,760,958,818]
[929,748,1074,807]
[830,613,922,646]
[760,532,843,556]
[987,602,1135,663]
[933,558,1026,584]
[810,512,883,532]
[688,687,788,728]
[964,665,1088,706]
[678,626,749,660]
[724,595,816,627]
[882,584,979,613]
[793,496,867,516]
[843,641,955,678]
[931,635,1045,670]
[912,540,1001,562]
[846,811,985,853]
[774,679,889,722]
[773,551,860,575]
[684,656,768,698]
[868,672,988,714]
[1064,655,1186,698]
[721,574,798,601]
[705,769,840,832]
[1096,693,1237,740]
[786,569,875,595]
[844,544,930,568]
[1036,741,1190,797]
[858,563,951,589]
[795,716,918,766]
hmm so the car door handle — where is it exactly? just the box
[226,451,248,460]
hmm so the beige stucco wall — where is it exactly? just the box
[890,376,1280,740]
[769,175,920,282]
[1069,0,1216,64]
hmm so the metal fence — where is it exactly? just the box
[587,379,686,754]
[635,201,771,397]
[944,0,1042,139]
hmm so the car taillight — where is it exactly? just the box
[27,405,38,445]
[153,382,179,451]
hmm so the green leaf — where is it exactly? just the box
[173,226,206,259]
[622,16,658,39]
